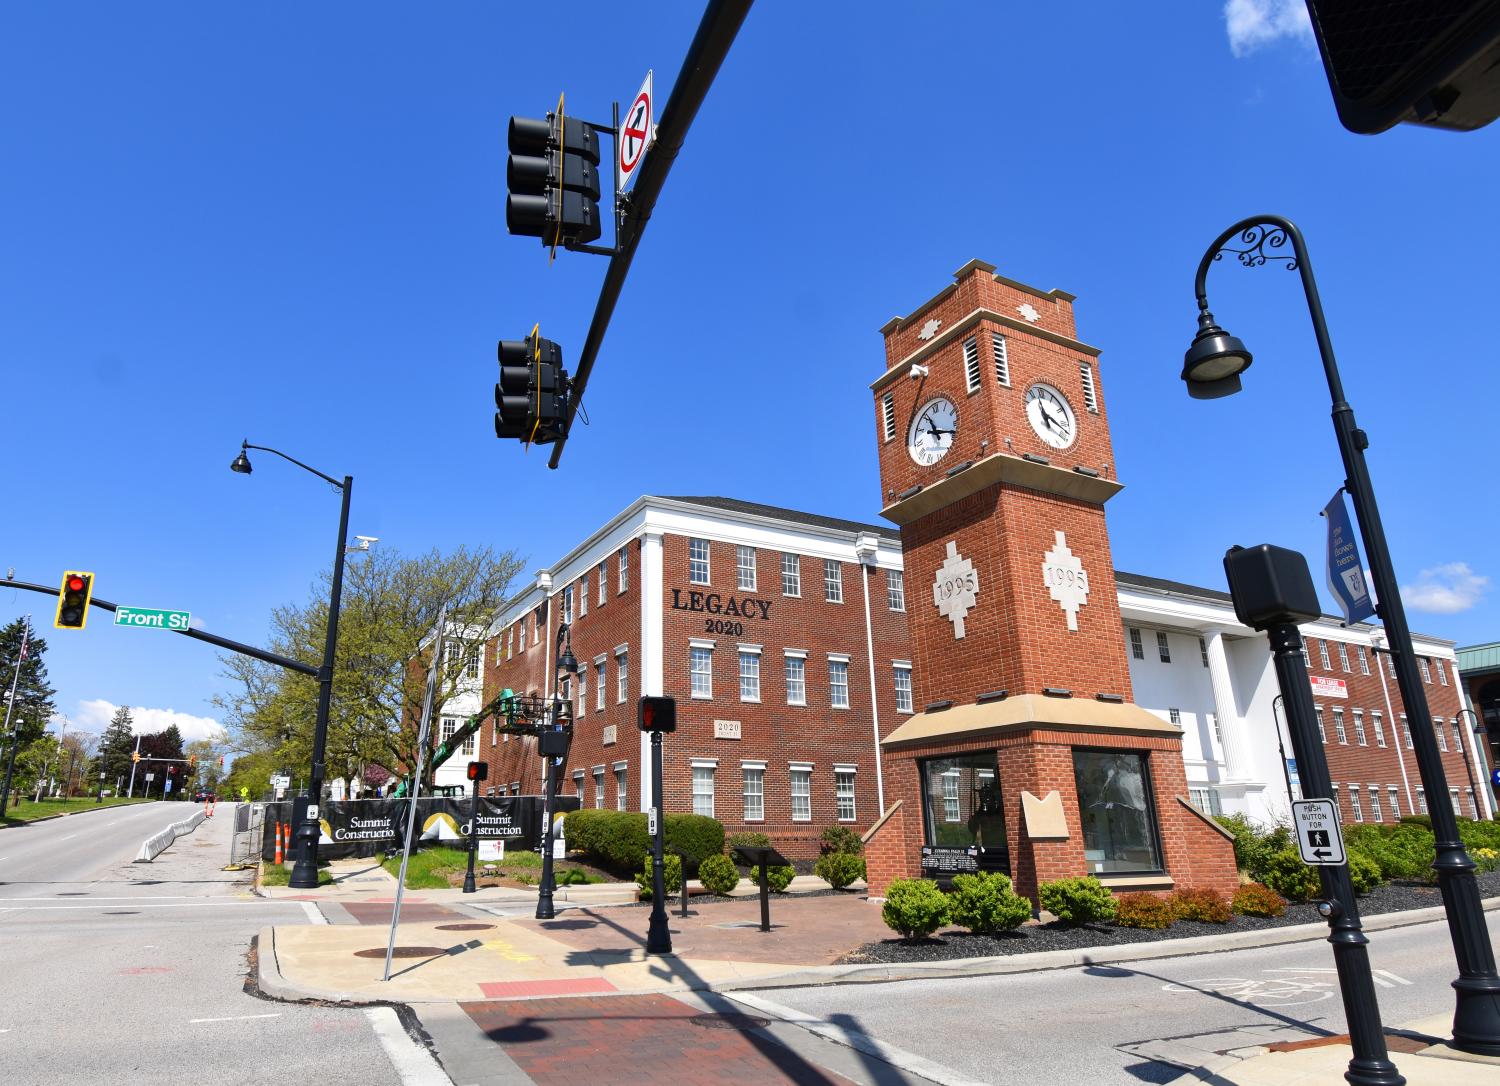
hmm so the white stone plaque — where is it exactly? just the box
[933,541,979,639]
[1042,530,1090,632]
[714,720,742,740]
[602,724,617,745]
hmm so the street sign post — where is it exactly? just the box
[1293,798,1347,865]
[114,606,192,631]
[617,71,654,188]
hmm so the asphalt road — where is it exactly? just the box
[0,801,445,1086]
[750,909,1500,1085]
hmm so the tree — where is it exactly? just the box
[139,726,187,799]
[0,618,58,749]
[96,705,137,787]
[214,544,522,792]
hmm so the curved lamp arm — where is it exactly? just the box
[241,441,344,490]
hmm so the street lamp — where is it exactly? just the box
[231,440,353,891]
[536,622,578,921]
[1184,216,1500,1056]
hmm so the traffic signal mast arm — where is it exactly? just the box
[2,577,317,678]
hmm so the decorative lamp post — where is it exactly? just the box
[535,622,578,920]
[231,440,353,890]
[1183,216,1500,1055]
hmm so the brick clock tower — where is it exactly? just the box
[862,260,1236,903]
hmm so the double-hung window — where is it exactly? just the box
[738,647,761,702]
[689,538,710,585]
[1157,631,1171,663]
[742,764,765,821]
[1315,706,1327,743]
[593,767,604,809]
[579,574,587,617]
[1332,707,1348,744]
[785,653,806,706]
[1437,659,1448,685]
[598,562,608,606]
[894,663,913,713]
[1353,709,1367,746]
[1436,721,1448,752]
[736,545,757,591]
[1372,710,1386,747]
[691,762,715,817]
[1349,785,1364,823]
[835,767,857,821]
[1402,715,1413,749]
[616,649,629,703]
[781,553,801,596]
[690,644,713,699]
[595,659,606,711]
[829,656,850,709]
[618,547,629,592]
[1129,628,1143,660]
[615,765,627,811]
[1387,786,1400,819]
[1368,784,1383,822]
[1420,657,1432,683]
[790,766,812,822]
[562,586,574,624]
[1318,640,1331,669]
[887,569,906,611]
[824,559,843,603]
[1337,642,1351,672]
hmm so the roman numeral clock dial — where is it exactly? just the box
[908,397,957,466]
[1024,383,1077,449]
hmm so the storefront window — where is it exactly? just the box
[920,753,1004,849]
[1072,750,1162,875]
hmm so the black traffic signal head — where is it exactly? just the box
[494,329,569,446]
[1223,544,1323,631]
[466,760,489,782]
[54,570,94,630]
[638,695,677,733]
[505,112,604,249]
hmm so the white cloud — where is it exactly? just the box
[71,698,226,742]
[1401,562,1490,615]
[1225,0,1312,58]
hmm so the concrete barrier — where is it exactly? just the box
[134,810,206,862]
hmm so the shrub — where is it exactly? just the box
[820,824,864,856]
[1346,850,1382,895]
[764,863,796,892]
[881,878,950,940]
[1398,814,1432,830]
[728,830,772,852]
[814,851,866,890]
[1216,813,1278,874]
[1115,892,1175,929]
[1259,850,1320,902]
[565,810,723,876]
[1038,876,1117,925]
[1459,819,1500,855]
[668,814,726,871]
[635,852,682,899]
[697,853,741,896]
[1232,882,1287,918]
[1353,824,1436,882]
[948,871,1032,933]
[1171,887,1231,924]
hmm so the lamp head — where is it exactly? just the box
[558,645,579,676]
[1182,309,1253,400]
[230,442,253,475]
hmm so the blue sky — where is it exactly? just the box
[2,2,1495,741]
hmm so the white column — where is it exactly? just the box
[639,532,664,811]
[1204,628,1252,782]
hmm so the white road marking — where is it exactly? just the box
[189,1013,281,1024]
[59,834,76,841]
[0,900,306,911]
[301,901,327,925]
[1375,968,1414,986]
[364,1006,450,1086]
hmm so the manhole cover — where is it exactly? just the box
[690,1013,770,1031]
[353,946,446,959]
[435,923,494,931]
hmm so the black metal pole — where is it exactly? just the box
[646,729,672,954]
[758,856,771,933]
[679,850,690,918]
[463,775,479,894]
[536,751,558,919]
[290,474,352,890]
[1267,622,1403,1086]
[1198,216,1500,1055]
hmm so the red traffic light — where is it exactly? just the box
[54,570,95,630]
[67,575,85,592]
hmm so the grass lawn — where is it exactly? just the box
[1,796,155,827]
[259,862,334,887]
[379,846,608,889]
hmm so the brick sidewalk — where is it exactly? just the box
[460,994,850,1084]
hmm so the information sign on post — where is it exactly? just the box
[1292,798,1347,865]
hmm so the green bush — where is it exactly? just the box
[1038,876,1117,925]
[1398,814,1432,830]
[697,853,741,896]
[1171,887,1232,923]
[1232,882,1287,918]
[1260,849,1320,902]
[1350,824,1435,882]
[1115,892,1175,929]
[814,851,866,890]
[727,830,772,851]
[1459,819,1500,855]
[635,852,682,899]
[881,878,950,940]
[820,825,864,856]
[1346,850,1382,895]
[1215,813,1289,875]
[764,863,795,892]
[565,810,723,876]
[948,871,1032,933]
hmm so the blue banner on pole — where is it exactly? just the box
[1322,490,1375,624]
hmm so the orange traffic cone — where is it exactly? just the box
[274,821,285,864]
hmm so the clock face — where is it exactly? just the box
[1024,384,1077,449]
[908,397,957,466]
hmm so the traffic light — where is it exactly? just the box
[218,755,225,769]
[188,755,198,769]
[1305,1,1500,133]
[495,328,569,446]
[638,695,677,733]
[54,571,94,630]
[466,760,489,782]
[132,751,141,763]
[505,110,604,250]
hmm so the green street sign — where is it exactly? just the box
[114,606,192,631]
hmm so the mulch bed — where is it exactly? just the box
[837,872,1500,965]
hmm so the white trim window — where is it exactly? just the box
[1353,709,1367,746]
[691,763,715,818]
[577,673,586,715]
[992,331,1010,386]
[441,716,475,758]
[1435,720,1448,752]
[1349,785,1364,823]
[835,767,857,821]
[1359,647,1370,675]
[738,648,761,702]
[829,657,850,709]
[690,644,713,699]
[595,659,606,711]
[572,770,585,798]
[1157,631,1171,663]
[785,653,806,706]
[781,552,801,596]
[579,574,588,617]
[1372,710,1386,748]
[1168,707,1182,726]
[616,649,629,703]
[742,764,765,821]
[1079,360,1098,413]
[1402,714,1412,749]
[598,562,608,606]
[1333,707,1348,745]
[790,766,812,822]
[1189,786,1222,816]
[1452,719,1463,754]
[593,767,605,809]
[942,770,961,822]
[1420,657,1432,683]
[1318,640,1331,670]
[736,545,757,591]
[887,569,906,612]
[615,765,627,811]
[1129,628,1144,660]
[562,585,574,624]
[881,394,896,442]
[1436,659,1448,686]
[1337,642,1351,673]
[893,664,913,714]
[963,336,981,393]
[824,559,843,603]
[618,547,629,593]
[689,538,711,585]
[1417,787,1427,815]
[1301,645,1311,668]
[1387,786,1400,819]
[1368,784,1383,822]
[1315,705,1327,743]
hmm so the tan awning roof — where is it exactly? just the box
[881,694,1180,749]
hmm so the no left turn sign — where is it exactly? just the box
[619,70,653,186]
